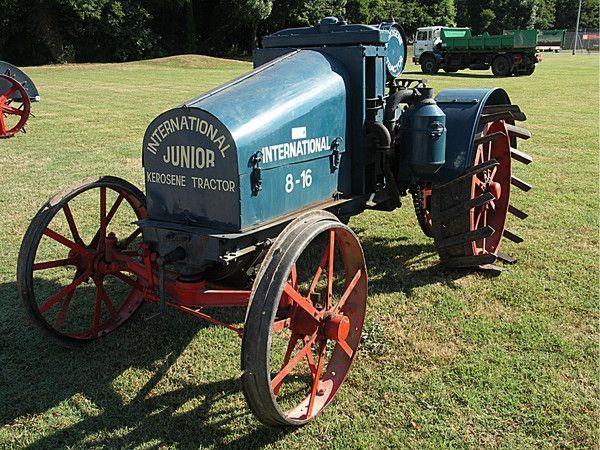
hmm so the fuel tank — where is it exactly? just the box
[142,50,349,232]
[401,88,447,176]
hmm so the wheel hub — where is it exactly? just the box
[488,181,502,200]
[323,314,350,341]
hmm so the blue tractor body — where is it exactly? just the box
[140,17,530,276]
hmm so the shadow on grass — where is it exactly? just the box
[1,234,489,447]
[0,280,289,448]
[355,230,496,297]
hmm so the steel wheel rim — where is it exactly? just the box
[268,224,367,422]
[23,180,147,341]
[470,121,511,255]
[0,74,30,137]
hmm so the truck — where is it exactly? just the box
[534,29,566,52]
[414,26,541,77]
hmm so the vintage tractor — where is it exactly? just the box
[17,18,532,427]
[0,61,40,138]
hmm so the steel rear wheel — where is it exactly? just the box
[17,176,147,347]
[0,74,30,138]
[242,213,367,426]
[431,104,533,269]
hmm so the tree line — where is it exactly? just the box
[1,0,597,66]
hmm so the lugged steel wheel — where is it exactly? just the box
[0,74,31,138]
[17,176,147,347]
[431,104,532,269]
[241,212,367,426]
[411,185,433,237]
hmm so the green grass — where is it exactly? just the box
[0,53,598,449]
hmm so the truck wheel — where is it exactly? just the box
[491,56,512,77]
[420,54,439,75]
[241,212,367,426]
[524,65,536,76]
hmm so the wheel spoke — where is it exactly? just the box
[290,263,297,289]
[38,268,91,314]
[90,192,124,246]
[482,209,489,251]
[2,104,25,116]
[336,339,354,358]
[490,166,498,180]
[33,258,72,271]
[0,112,6,134]
[283,283,320,320]
[304,335,317,378]
[474,209,483,229]
[307,340,327,418]
[62,204,83,245]
[121,228,142,248]
[271,333,317,392]
[96,280,118,322]
[98,187,107,250]
[114,271,143,290]
[3,85,18,100]
[54,290,74,330]
[326,230,335,309]
[273,332,299,396]
[92,282,102,334]
[273,317,291,332]
[308,246,329,297]
[332,269,362,315]
[474,176,484,191]
[43,227,93,257]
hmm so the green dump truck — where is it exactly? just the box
[414,26,541,77]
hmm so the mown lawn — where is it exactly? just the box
[0,52,598,449]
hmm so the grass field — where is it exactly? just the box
[0,52,598,449]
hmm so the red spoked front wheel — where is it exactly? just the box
[242,212,367,426]
[0,74,30,138]
[17,176,147,347]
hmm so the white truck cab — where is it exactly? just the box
[413,26,443,63]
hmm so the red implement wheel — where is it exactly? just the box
[242,212,367,426]
[431,105,532,268]
[0,74,30,138]
[412,186,433,237]
[17,176,147,347]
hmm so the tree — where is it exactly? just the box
[555,0,599,29]
[456,0,552,33]
[264,0,346,35]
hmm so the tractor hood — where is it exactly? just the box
[142,50,349,232]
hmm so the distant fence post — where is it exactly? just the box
[573,0,582,54]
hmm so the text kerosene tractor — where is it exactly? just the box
[17,17,532,427]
